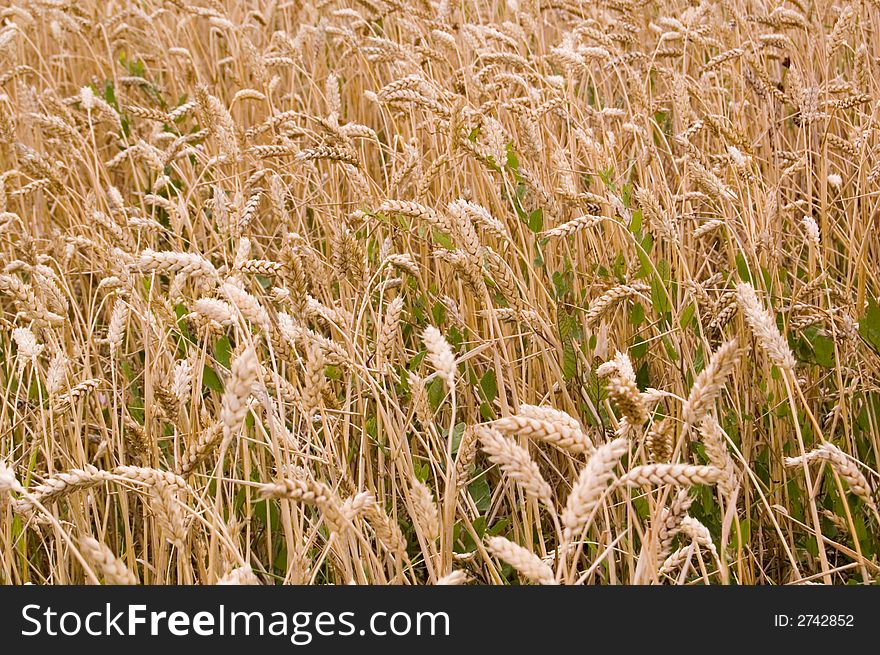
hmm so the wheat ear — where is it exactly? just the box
[79,536,138,585]
[562,437,628,539]
[478,427,553,506]
[485,536,557,585]
[492,414,594,455]
[785,443,877,514]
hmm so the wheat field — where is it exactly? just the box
[0,0,878,586]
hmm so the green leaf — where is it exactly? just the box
[735,253,754,284]
[858,298,880,355]
[562,341,578,382]
[449,422,466,455]
[794,327,835,368]
[679,302,695,330]
[629,302,645,326]
[650,259,671,315]
[432,228,455,250]
[479,370,497,403]
[557,307,578,342]
[214,336,231,369]
[527,208,543,233]
[730,518,752,550]
[629,208,643,235]
[468,474,491,513]
[635,233,654,279]
[427,376,446,410]
[505,143,520,173]
[598,166,617,193]
[630,335,648,359]
[662,335,680,362]
[202,365,223,392]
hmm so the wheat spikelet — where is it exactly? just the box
[341,491,375,522]
[478,427,552,505]
[645,417,674,462]
[12,326,43,361]
[410,479,440,542]
[190,298,237,327]
[295,145,359,166]
[422,325,456,386]
[657,488,694,561]
[449,203,484,281]
[597,351,637,382]
[632,186,677,242]
[607,373,648,427]
[111,466,189,493]
[659,544,695,576]
[617,464,722,488]
[408,372,434,427]
[454,425,479,489]
[485,536,557,585]
[735,282,796,371]
[365,502,407,555]
[483,247,521,307]
[562,437,628,538]
[135,249,217,279]
[826,6,855,58]
[376,296,404,373]
[698,415,738,498]
[384,253,419,277]
[196,85,239,160]
[299,340,326,417]
[0,462,22,495]
[682,339,740,429]
[376,199,454,235]
[679,515,719,563]
[171,360,192,404]
[449,199,508,240]
[436,570,470,585]
[147,481,189,548]
[220,346,260,451]
[785,443,877,513]
[106,298,129,354]
[517,404,583,434]
[14,466,113,513]
[177,423,223,476]
[220,282,270,330]
[79,537,137,585]
[542,214,603,238]
[259,476,350,533]
[0,274,65,326]
[217,565,261,585]
[585,283,649,327]
[492,414,594,455]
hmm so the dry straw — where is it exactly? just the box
[1,0,877,588]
